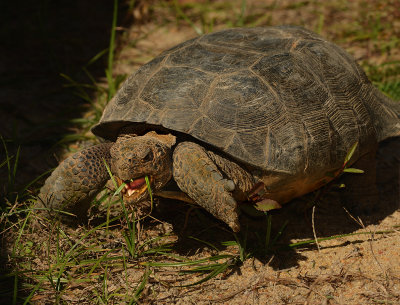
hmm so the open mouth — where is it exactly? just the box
[116,176,152,199]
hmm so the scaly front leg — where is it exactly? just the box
[172,142,240,232]
[37,143,113,221]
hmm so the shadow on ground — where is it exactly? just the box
[0,0,131,302]
[151,136,399,269]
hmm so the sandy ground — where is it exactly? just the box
[108,5,400,302]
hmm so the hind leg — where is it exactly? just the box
[340,150,379,215]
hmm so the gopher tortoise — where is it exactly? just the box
[38,26,400,232]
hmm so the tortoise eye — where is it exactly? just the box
[143,150,153,162]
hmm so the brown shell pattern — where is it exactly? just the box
[93,25,387,175]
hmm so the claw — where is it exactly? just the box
[226,195,236,207]
[224,179,235,191]
[229,220,240,232]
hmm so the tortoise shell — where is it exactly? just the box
[92,25,392,176]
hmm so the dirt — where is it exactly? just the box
[111,6,400,303]
[1,0,400,304]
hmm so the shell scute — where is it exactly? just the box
[93,26,394,175]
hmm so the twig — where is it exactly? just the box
[312,205,321,252]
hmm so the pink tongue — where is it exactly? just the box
[129,177,146,189]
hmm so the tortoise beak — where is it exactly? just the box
[114,175,153,203]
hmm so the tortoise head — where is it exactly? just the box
[110,131,176,204]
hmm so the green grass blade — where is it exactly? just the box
[220,240,238,247]
[173,0,203,35]
[106,0,119,100]
[344,142,358,165]
[188,236,220,252]
[12,274,17,305]
[59,73,93,103]
[0,155,13,169]
[22,281,43,305]
[108,0,118,75]
[236,0,247,26]
[86,48,109,67]
[113,182,127,196]
[103,159,137,256]
[1,136,12,192]
[180,262,227,273]
[19,168,53,199]
[144,175,154,214]
[343,168,364,174]
[130,266,151,304]
[145,176,152,201]
[11,146,20,187]
[12,210,32,257]
[233,231,248,262]
[270,220,289,247]
[182,258,235,287]
[145,254,233,267]
[88,250,114,276]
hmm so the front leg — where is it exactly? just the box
[172,142,240,232]
[37,143,113,221]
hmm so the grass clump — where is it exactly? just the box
[363,60,400,100]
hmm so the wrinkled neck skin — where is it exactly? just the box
[110,131,176,204]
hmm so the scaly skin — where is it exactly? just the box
[37,132,257,231]
[172,142,241,232]
[37,132,176,222]
[206,149,255,202]
[37,143,113,220]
